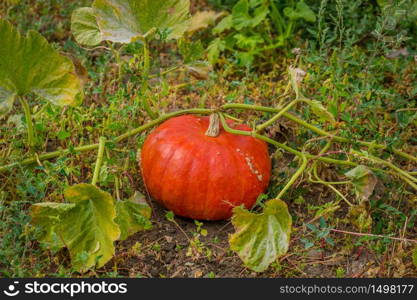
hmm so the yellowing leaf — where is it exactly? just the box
[186,62,212,80]
[115,191,152,241]
[288,66,306,99]
[348,202,372,232]
[229,199,292,272]
[31,184,120,272]
[62,184,120,272]
[31,202,76,252]
[304,99,336,124]
[413,246,417,269]
[345,165,377,201]
[0,87,15,117]
[71,7,102,46]
[90,0,190,43]
[187,10,225,33]
[0,19,83,117]
[31,185,154,272]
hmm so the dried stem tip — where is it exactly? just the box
[205,113,220,137]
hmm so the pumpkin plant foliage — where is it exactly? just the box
[209,0,316,66]
[186,10,225,34]
[71,0,214,79]
[345,165,377,201]
[283,0,316,22]
[0,19,83,117]
[115,191,152,241]
[31,184,152,272]
[72,0,191,46]
[70,7,102,47]
[71,0,213,119]
[30,202,76,252]
[178,39,211,80]
[229,199,292,272]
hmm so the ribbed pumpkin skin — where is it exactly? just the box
[140,115,271,220]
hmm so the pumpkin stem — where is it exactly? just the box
[205,113,220,137]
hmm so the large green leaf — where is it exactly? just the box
[90,0,190,44]
[0,19,83,117]
[229,199,292,272]
[71,7,102,46]
[31,184,120,272]
[115,191,152,241]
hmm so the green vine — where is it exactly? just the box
[19,96,35,150]
[91,136,106,186]
[1,103,416,196]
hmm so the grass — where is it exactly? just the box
[0,0,416,277]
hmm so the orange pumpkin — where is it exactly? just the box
[140,114,271,220]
